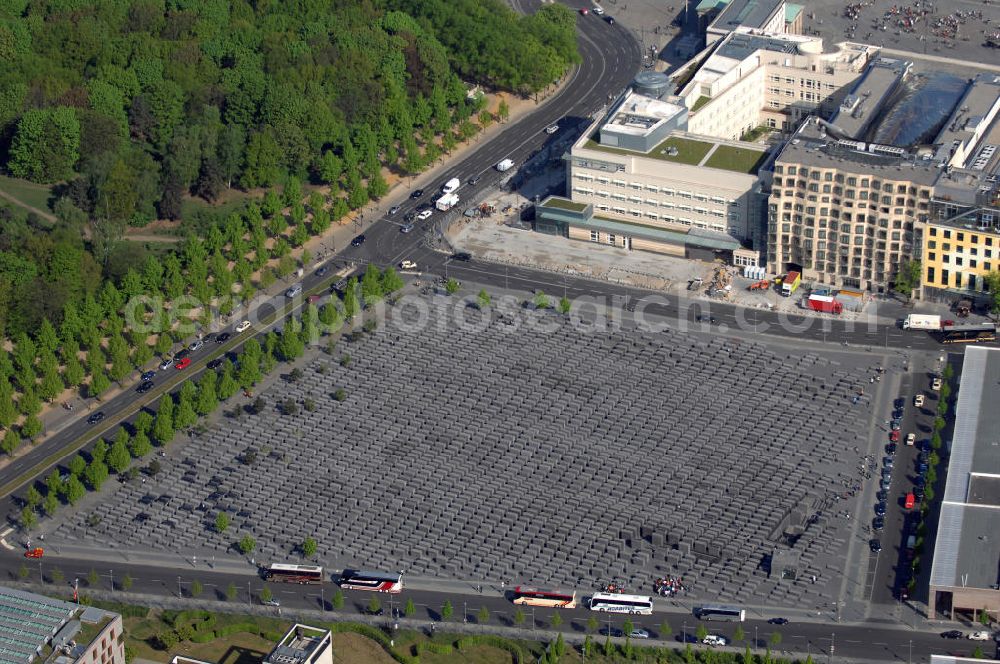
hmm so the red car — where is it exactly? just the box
[889,430,900,442]
[579,7,588,14]
[24,548,43,558]
[942,320,955,327]
[175,358,192,370]
[904,492,915,509]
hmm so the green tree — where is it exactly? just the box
[302,537,317,558]
[342,281,360,319]
[121,573,133,591]
[25,485,41,509]
[8,107,81,182]
[533,291,550,309]
[152,396,175,445]
[89,372,111,399]
[107,431,131,473]
[174,392,197,429]
[69,454,87,476]
[558,296,571,314]
[190,579,203,597]
[587,616,598,633]
[260,586,272,604]
[380,268,404,294]
[513,608,525,626]
[479,109,494,128]
[21,415,42,441]
[477,605,489,623]
[87,568,99,586]
[218,363,239,400]
[91,439,108,465]
[477,289,491,310]
[129,431,152,459]
[893,259,921,302]
[333,590,344,609]
[226,582,238,601]
[734,624,746,642]
[696,624,708,641]
[20,505,36,529]
[50,568,64,584]
[445,278,460,295]
[0,378,17,427]
[551,611,563,629]
[134,411,154,435]
[979,607,991,626]
[497,99,510,123]
[943,364,955,381]
[17,563,29,580]
[84,460,109,491]
[367,595,382,615]
[441,600,453,621]
[404,598,416,617]
[239,534,256,554]
[985,272,1000,316]
[769,630,782,647]
[65,476,86,505]
[1,429,21,457]
[215,512,230,533]
[42,493,58,517]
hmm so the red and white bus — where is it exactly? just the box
[512,587,578,609]
[265,563,324,584]
[339,570,404,593]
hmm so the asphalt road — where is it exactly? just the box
[1,556,994,662]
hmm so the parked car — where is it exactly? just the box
[351,234,366,247]
[940,630,963,639]
[914,394,925,407]
[416,209,433,221]
[175,358,192,370]
[87,412,106,424]
[605,15,615,24]
[400,222,415,234]
[932,377,943,391]
[235,321,252,333]
[889,430,900,442]
[885,442,897,455]
[174,348,190,360]
[410,189,424,199]
[315,266,328,277]
[216,332,231,343]
[545,124,559,134]
[702,635,727,647]
[579,7,589,14]
[904,493,915,509]
[24,548,43,559]
[136,382,154,394]
[869,539,882,553]
[905,433,916,446]
[630,629,650,639]
[872,516,884,531]
[874,502,887,516]
[968,631,990,641]
[468,175,482,185]
[206,358,223,369]
[263,599,281,607]
[388,205,401,215]
[141,371,156,381]
[188,339,204,351]
[593,5,605,14]
[400,260,417,270]
[767,618,788,625]
[159,357,175,370]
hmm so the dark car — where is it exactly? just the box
[136,382,154,394]
[874,502,887,516]
[872,516,884,531]
[388,205,401,215]
[215,332,231,344]
[894,397,905,409]
[599,627,623,638]
[315,266,328,277]
[869,539,882,553]
[351,234,366,247]
[404,211,416,222]
[876,489,888,502]
[451,252,472,261]
[141,371,156,381]
[892,408,903,419]
[605,15,615,23]
[940,630,963,639]
[767,618,789,625]
[410,189,424,199]
[416,202,432,213]
[206,358,223,369]
[885,442,897,455]
[175,348,190,360]
[468,175,482,186]
[87,411,105,424]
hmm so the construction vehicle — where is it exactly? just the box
[807,294,843,314]
[955,299,972,317]
[902,314,942,330]
[436,193,459,211]
[779,271,801,297]
[748,280,770,291]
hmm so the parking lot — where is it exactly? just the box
[46,295,899,615]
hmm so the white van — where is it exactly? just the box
[442,177,460,194]
[496,158,514,172]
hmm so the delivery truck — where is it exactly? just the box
[436,193,459,211]
[779,271,801,297]
[496,158,514,172]
[807,294,843,314]
[441,177,460,194]
[902,314,941,330]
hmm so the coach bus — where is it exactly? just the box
[338,569,404,593]
[264,563,324,584]
[511,587,578,609]
[695,605,746,622]
[587,592,654,615]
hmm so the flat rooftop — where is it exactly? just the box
[934,73,1000,171]
[0,587,76,664]
[265,625,330,664]
[583,134,765,174]
[930,346,1000,591]
[602,92,686,138]
[830,59,909,141]
[710,0,782,32]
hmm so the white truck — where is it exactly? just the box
[436,193,459,211]
[902,314,941,330]
[496,158,514,172]
[441,177,460,194]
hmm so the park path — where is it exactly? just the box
[0,188,56,222]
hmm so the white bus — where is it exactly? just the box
[588,592,654,615]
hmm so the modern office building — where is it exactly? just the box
[264,624,333,664]
[928,346,1000,622]
[0,586,124,664]
[705,0,790,45]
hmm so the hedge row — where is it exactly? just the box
[456,634,528,663]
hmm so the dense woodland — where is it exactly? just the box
[0,0,579,453]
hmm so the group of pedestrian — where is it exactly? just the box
[654,576,686,597]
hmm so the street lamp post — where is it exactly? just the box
[177,576,182,598]
[321,586,325,612]
[109,569,114,592]
[38,562,43,584]
[754,625,758,650]
[247,581,251,607]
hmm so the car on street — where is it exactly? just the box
[968,631,991,641]
[605,15,615,24]
[315,266,328,277]
[263,599,281,607]
[876,488,888,502]
[401,222,414,233]
[400,260,417,270]
[159,357,175,370]
[579,7,589,14]
[468,175,482,185]
[598,627,622,637]
[904,493,915,509]
[891,419,901,431]
[942,319,955,326]
[892,408,904,419]
[885,442,897,455]
[416,209,433,221]
[869,539,882,553]
[630,629,650,639]
[872,516,884,531]
[914,394,925,407]
[216,332,231,343]
[285,283,303,298]
[388,205,401,215]
[702,635,727,647]
[136,382,154,394]
[894,397,905,409]
[174,348,190,360]
[593,5,605,14]
[905,433,916,446]
[410,189,424,199]
[941,630,963,639]
[545,124,559,134]
[416,202,432,212]
[24,548,43,559]
[141,371,156,381]
[874,502,887,516]
[452,252,472,261]
[175,358,192,370]
[206,358,223,370]
[767,618,788,625]
[351,234,366,247]
[87,412,106,425]
[236,320,252,333]
[880,476,892,491]
[188,340,204,352]
[931,377,942,390]
[889,430,900,442]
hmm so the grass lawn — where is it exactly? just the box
[0,174,54,215]
[585,137,713,166]
[704,145,767,174]
[541,197,587,212]
[124,610,288,663]
[180,191,256,225]
[691,95,711,112]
